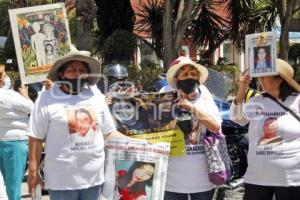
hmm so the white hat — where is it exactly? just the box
[47,46,101,85]
[166,56,208,88]
[276,59,300,93]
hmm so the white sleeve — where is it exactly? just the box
[200,85,222,125]
[11,91,33,114]
[100,98,116,135]
[29,92,49,139]
[229,101,249,126]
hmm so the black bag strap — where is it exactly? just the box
[263,93,300,122]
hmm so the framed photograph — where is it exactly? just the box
[9,3,71,84]
[245,32,277,77]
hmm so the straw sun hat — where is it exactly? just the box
[276,59,300,93]
[47,46,101,85]
[166,56,208,88]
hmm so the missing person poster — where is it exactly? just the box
[101,139,170,200]
[110,90,185,157]
[245,32,277,77]
[9,3,71,84]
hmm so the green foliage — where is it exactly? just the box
[0,0,10,37]
[289,43,300,64]
[127,59,163,92]
[103,30,137,63]
[6,70,20,84]
[294,65,300,84]
[67,9,77,44]
[0,49,5,63]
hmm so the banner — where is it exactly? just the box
[110,89,185,157]
[9,3,71,84]
[101,139,170,200]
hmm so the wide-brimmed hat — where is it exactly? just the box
[276,59,300,93]
[166,56,208,88]
[47,46,101,85]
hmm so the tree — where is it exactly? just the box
[276,0,300,60]
[250,0,300,60]
[75,0,95,51]
[0,1,10,37]
[135,0,251,69]
[162,0,207,68]
[94,0,135,64]
[3,0,27,71]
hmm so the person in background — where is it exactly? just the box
[0,70,33,200]
[160,56,222,200]
[28,48,128,200]
[230,59,300,200]
[0,64,11,90]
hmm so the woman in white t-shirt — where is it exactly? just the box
[230,59,300,200]
[160,56,222,200]
[28,47,127,200]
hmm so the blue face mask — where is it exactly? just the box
[3,77,11,89]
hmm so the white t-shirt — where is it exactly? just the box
[29,84,116,190]
[0,88,33,141]
[160,85,222,193]
[230,94,300,186]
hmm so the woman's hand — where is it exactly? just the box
[177,98,194,112]
[27,172,44,199]
[105,93,113,106]
[234,69,251,104]
[18,84,31,100]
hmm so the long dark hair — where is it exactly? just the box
[117,161,155,193]
[278,79,298,101]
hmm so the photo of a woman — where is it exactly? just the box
[115,161,155,200]
[66,107,99,142]
[254,46,272,69]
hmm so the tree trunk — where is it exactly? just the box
[162,0,206,70]
[277,0,296,60]
[75,0,94,51]
[162,0,175,70]
[10,0,26,8]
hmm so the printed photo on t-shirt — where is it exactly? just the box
[114,160,155,200]
[65,106,99,143]
[257,117,283,146]
[183,118,201,145]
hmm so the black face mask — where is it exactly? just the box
[61,77,88,93]
[177,79,200,94]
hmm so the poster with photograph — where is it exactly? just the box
[101,139,170,200]
[9,3,71,84]
[110,89,185,157]
[245,32,277,77]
